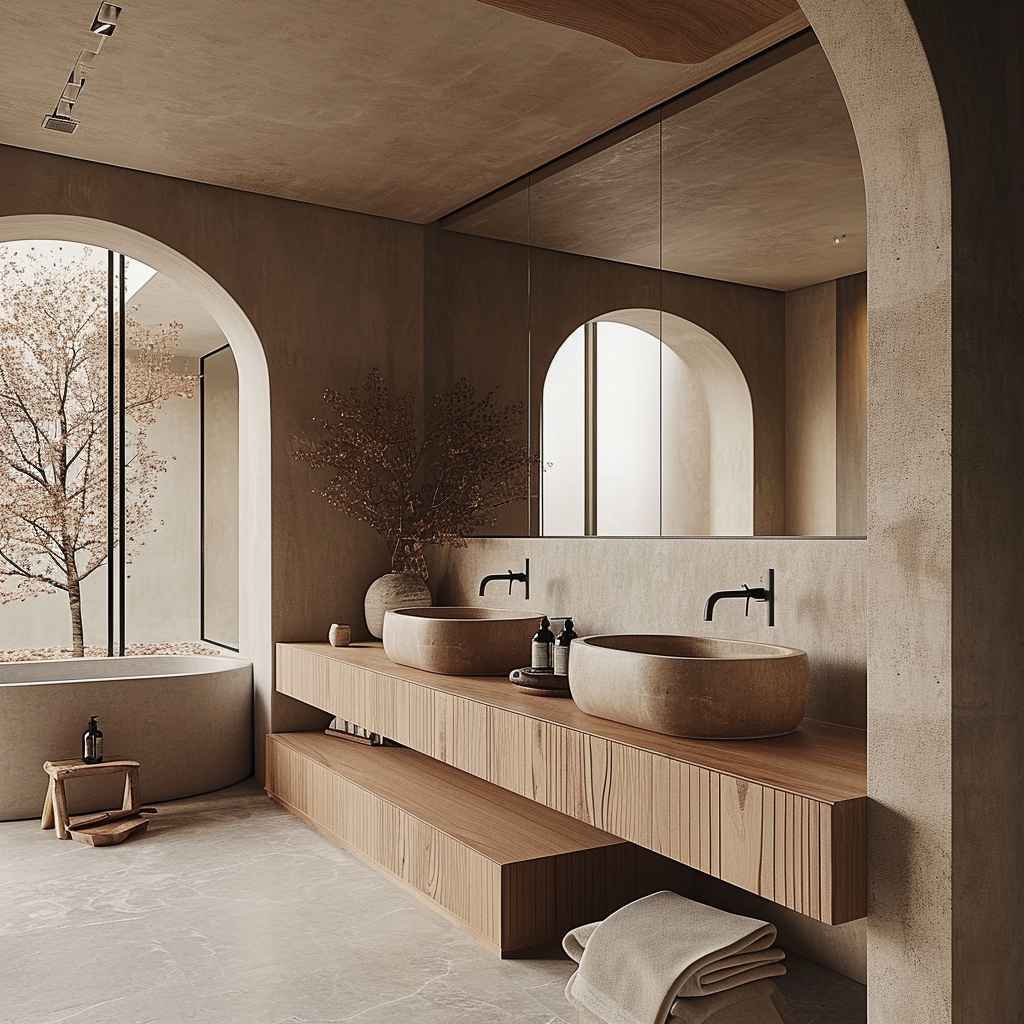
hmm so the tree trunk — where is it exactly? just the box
[67,568,85,658]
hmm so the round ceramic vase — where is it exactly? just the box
[364,573,431,638]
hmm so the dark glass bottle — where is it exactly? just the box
[553,617,578,676]
[83,715,103,764]
[531,616,555,671]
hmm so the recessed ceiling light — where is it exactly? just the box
[91,3,121,36]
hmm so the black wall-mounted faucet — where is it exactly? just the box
[479,558,530,599]
[704,568,775,626]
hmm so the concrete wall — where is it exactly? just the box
[799,0,1024,1019]
[784,273,868,537]
[126,356,201,644]
[898,2,1024,1019]
[202,346,240,649]
[785,280,838,536]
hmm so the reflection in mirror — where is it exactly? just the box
[440,33,867,539]
[528,119,663,269]
[541,311,753,537]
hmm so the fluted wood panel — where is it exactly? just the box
[276,643,866,924]
[266,732,692,955]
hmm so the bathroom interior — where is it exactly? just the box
[1,0,1013,1021]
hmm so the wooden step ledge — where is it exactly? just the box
[266,731,692,956]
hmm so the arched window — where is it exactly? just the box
[541,309,753,536]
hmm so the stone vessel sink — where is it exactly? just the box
[568,634,809,739]
[383,607,538,676]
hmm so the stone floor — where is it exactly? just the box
[0,781,865,1024]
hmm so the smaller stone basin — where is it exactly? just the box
[569,634,809,739]
[383,607,538,676]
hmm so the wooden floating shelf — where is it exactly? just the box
[266,731,691,956]
[275,642,867,925]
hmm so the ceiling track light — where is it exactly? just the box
[41,3,124,135]
[91,3,121,36]
[41,114,81,134]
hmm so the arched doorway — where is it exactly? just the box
[791,4,952,1019]
[0,214,272,772]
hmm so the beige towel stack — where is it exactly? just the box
[563,891,788,1024]
[663,979,794,1024]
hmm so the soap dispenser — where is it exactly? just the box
[531,616,555,671]
[553,617,578,676]
[83,715,103,764]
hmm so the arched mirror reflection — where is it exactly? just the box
[541,311,753,537]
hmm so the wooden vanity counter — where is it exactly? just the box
[276,642,866,925]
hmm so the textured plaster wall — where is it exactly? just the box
[897,1,1024,1019]
[203,346,240,649]
[799,0,954,1020]
[835,274,867,536]
[785,281,837,536]
[783,274,867,539]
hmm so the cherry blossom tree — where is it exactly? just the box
[0,246,195,656]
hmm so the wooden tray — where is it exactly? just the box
[70,817,149,847]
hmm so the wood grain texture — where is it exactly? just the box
[276,643,866,923]
[476,0,800,65]
[266,732,692,954]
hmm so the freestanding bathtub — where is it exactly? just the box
[0,655,253,821]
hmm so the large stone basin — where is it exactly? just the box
[568,634,809,739]
[383,606,538,676]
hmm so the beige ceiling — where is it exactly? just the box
[4,1,806,224]
[3,2,861,290]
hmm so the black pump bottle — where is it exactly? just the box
[83,716,103,764]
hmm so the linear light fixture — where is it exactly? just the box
[41,4,123,134]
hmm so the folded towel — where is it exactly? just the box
[563,891,786,1024]
[667,979,794,1024]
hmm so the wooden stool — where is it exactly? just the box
[41,759,141,840]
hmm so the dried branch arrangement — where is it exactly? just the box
[293,370,533,578]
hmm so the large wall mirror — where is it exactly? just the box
[435,29,867,539]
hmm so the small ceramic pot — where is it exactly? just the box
[364,573,431,638]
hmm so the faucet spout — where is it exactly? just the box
[703,569,775,626]
[703,589,749,620]
[479,558,530,599]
